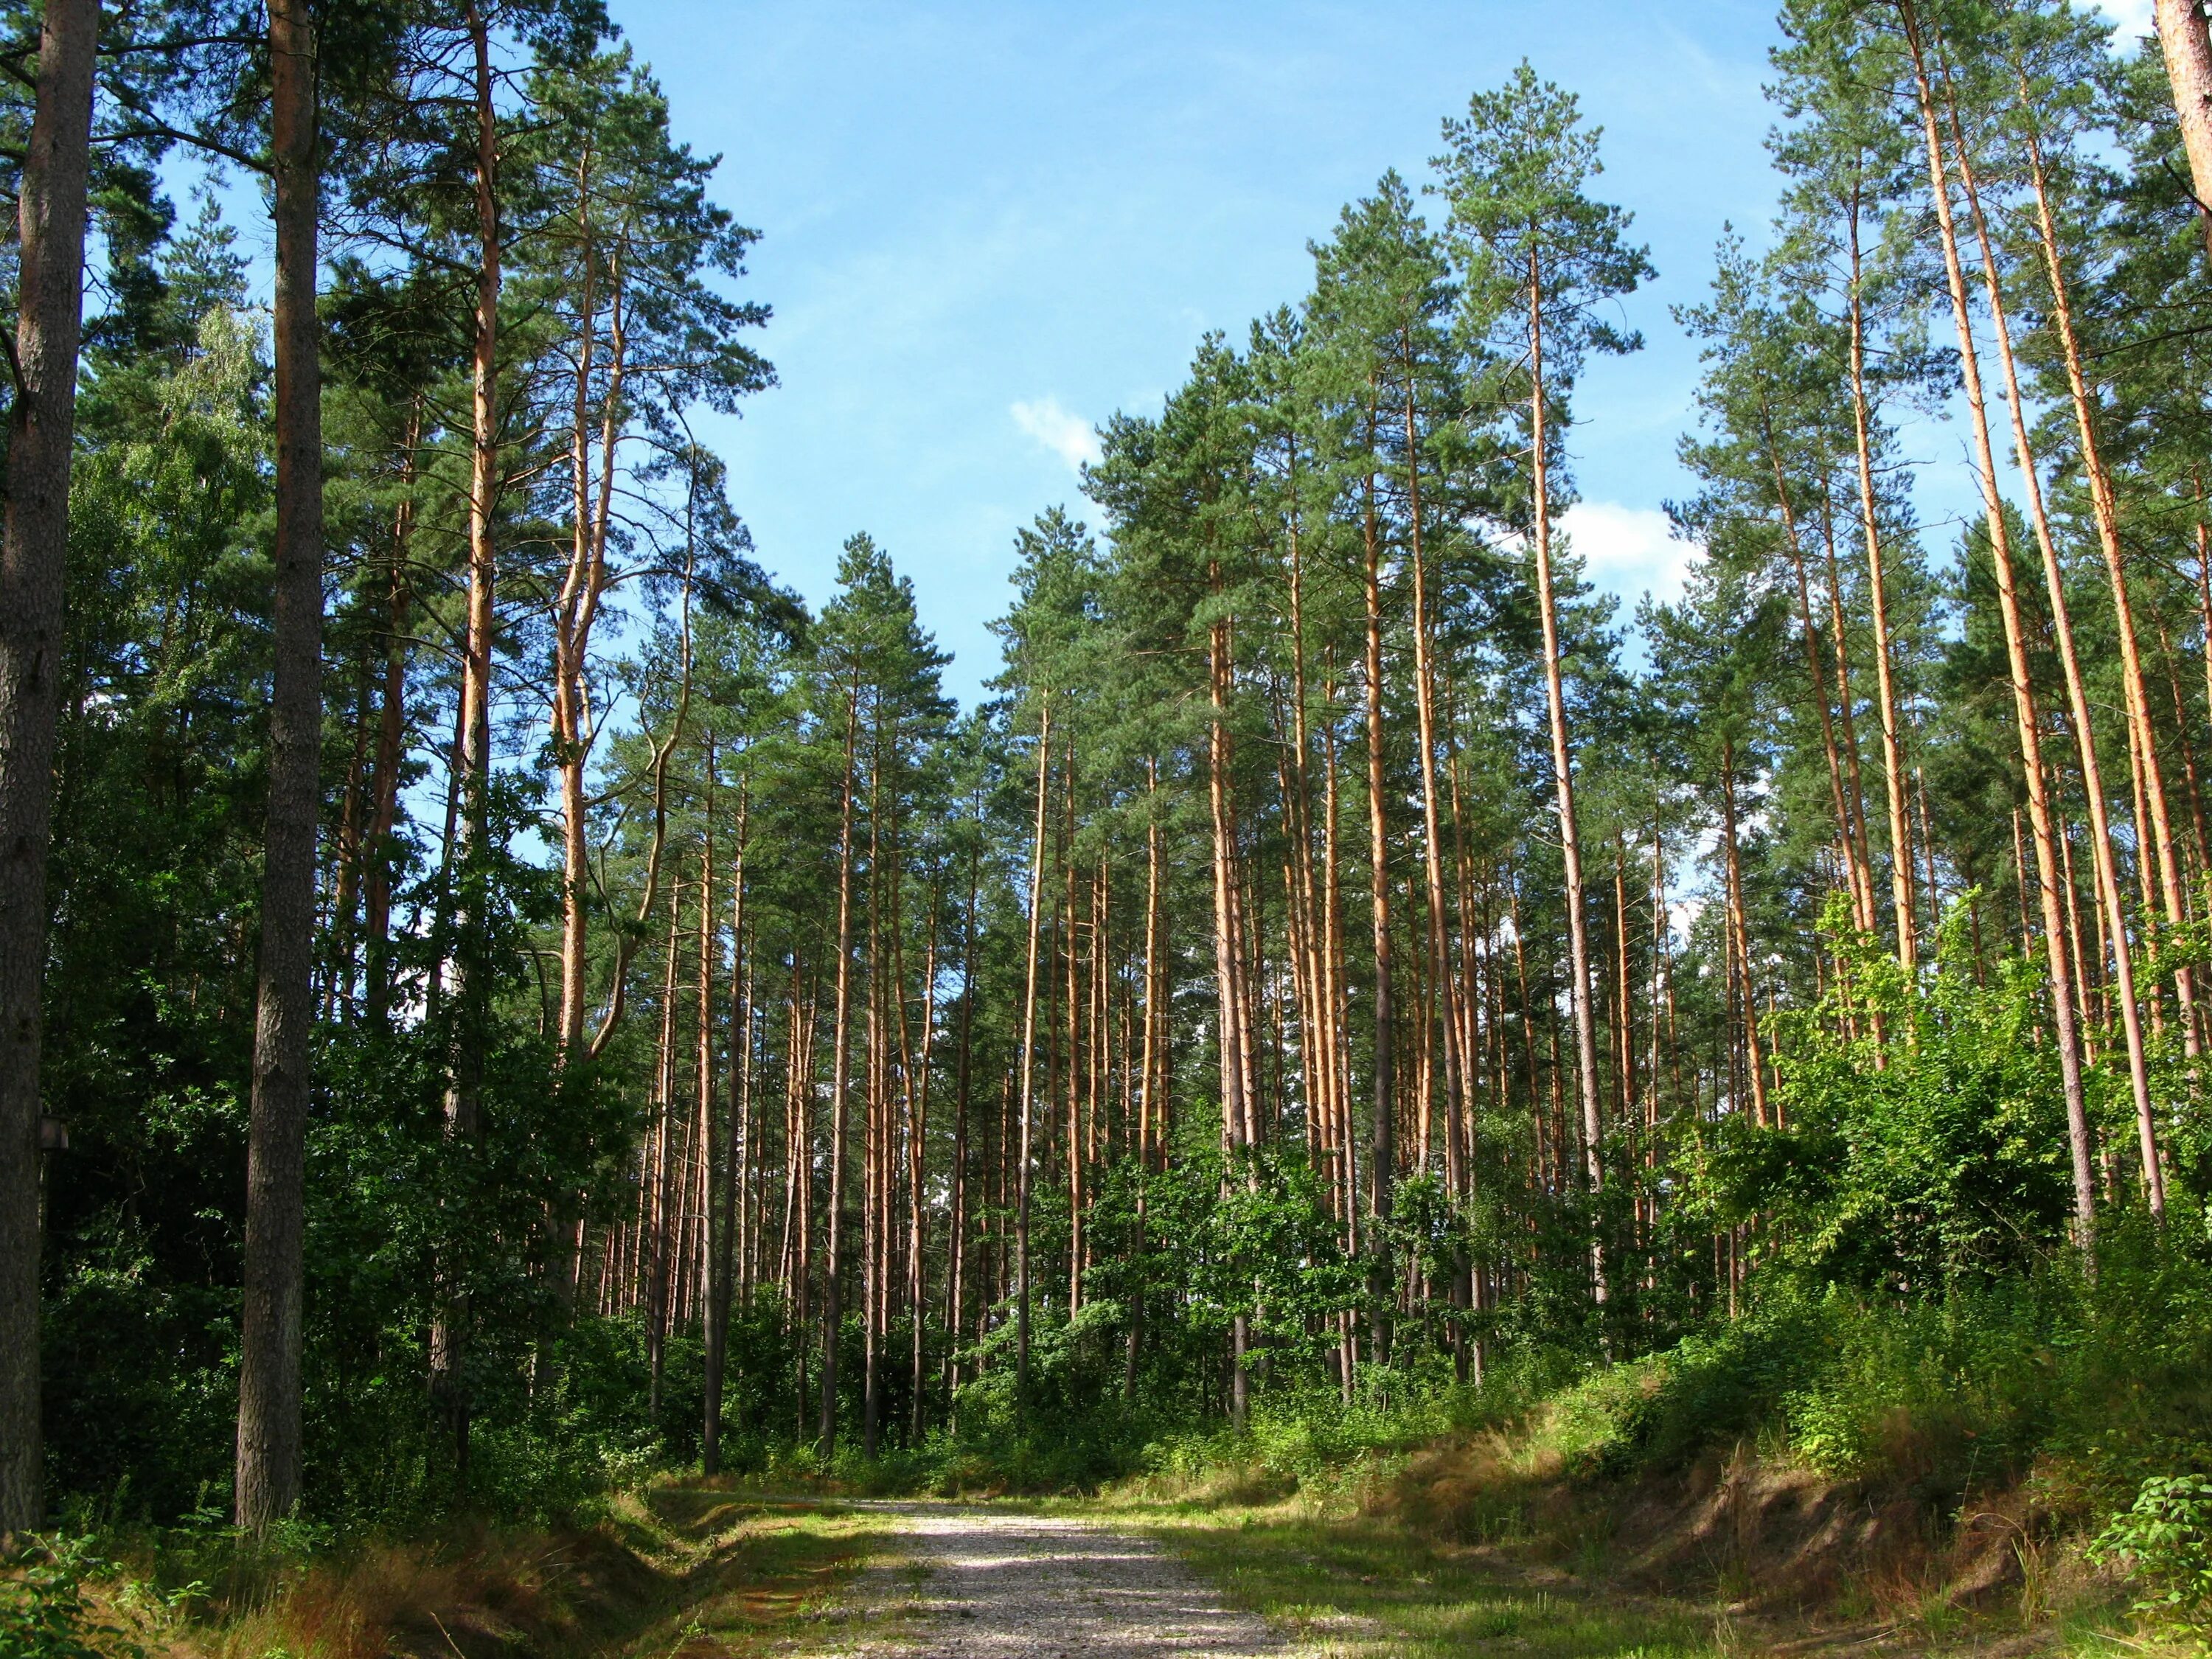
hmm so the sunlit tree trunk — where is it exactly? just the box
[2017,93,2199,1060]
[703,777,748,1473]
[1360,453,1396,1365]
[1206,574,1254,1431]
[1763,414,1874,933]
[1843,187,1918,970]
[818,684,860,1450]
[2154,0,2212,268]
[1719,737,1769,1127]
[1897,1,2100,1239]
[1015,696,1051,1404]
[1527,257,1608,1313]
[1915,15,2160,1218]
[647,879,684,1416]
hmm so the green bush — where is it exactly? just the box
[0,1537,135,1659]
[2090,1475,2212,1641]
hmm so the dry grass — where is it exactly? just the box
[82,1486,900,1659]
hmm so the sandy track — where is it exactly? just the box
[838,1504,1286,1658]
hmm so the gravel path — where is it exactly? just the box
[838,1504,1287,1658]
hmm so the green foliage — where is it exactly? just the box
[1690,900,2080,1293]
[0,1538,136,1659]
[2092,1476,2212,1641]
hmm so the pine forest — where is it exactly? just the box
[17,2,2212,1653]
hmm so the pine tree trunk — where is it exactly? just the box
[1764,420,1875,933]
[1819,504,1880,928]
[703,780,747,1473]
[2018,99,2200,1060]
[1897,1,2100,1241]
[0,0,97,1537]
[1404,387,1467,1208]
[1528,259,1608,1317]
[1360,465,1396,1366]
[1843,194,1918,970]
[1015,697,1051,1405]
[1915,18,2160,1217]
[1207,577,1253,1430]
[908,888,939,1441]
[1720,738,1770,1127]
[237,0,322,1529]
[818,686,860,1450]
[647,880,684,1416]
[2154,0,2212,268]
[363,406,421,1029]
[860,728,884,1459]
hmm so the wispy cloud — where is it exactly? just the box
[1559,501,1695,609]
[2096,0,2155,43]
[1011,397,1101,473]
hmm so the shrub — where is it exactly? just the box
[0,1537,136,1659]
[2090,1475,2212,1642]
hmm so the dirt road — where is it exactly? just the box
[839,1503,1285,1658]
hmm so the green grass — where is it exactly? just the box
[578,1487,910,1659]
[1140,1509,1731,1659]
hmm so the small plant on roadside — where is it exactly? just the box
[0,1536,139,1659]
[2090,1475,2212,1646]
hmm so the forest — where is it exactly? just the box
[14,0,2212,1647]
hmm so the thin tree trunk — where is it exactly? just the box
[1528,257,1608,1315]
[363,406,422,1029]
[1207,575,1253,1431]
[1844,187,1918,970]
[1918,18,2161,1217]
[703,778,748,1473]
[2017,90,2199,1060]
[818,685,861,1450]
[908,887,939,1441]
[1015,697,1051,1404]
[1405,385,1467,1211]
[237,0,321,1529]
[647,880,683,1416]
[1897,1,2099,1242]
[1765,420,1875,932]
[1719,738,1769,1127]
[1360,458,1396,1366]
[0,0,97,1537]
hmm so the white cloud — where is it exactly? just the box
[1557,501,1696,611]
[2095,0,2156,43]
[1010,396,1101,473]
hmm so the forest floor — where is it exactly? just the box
[611,1489,2156,1659]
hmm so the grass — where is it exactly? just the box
[1097,1481,2168,1658]
[601,1489,899,1659]
[74,1484,909,1659]
[1133,1506,1733,1659]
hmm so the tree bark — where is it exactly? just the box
[703,784,747,1470]
[1897,0,2100,1241]
[818,685,860,1450]
[2155,0,2212,269]
[1843,189,1918,971]
[0,0,97,1539]
[1528,257,1608,1315]
[363,404,422,1029]
[1015,696,1051,1405]
[237,0,323,1530]
[1912,10,2159,1218]
[1360,457,1395,1365]
[2017,94,2199,1062]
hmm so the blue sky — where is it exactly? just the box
[616,0,2151,707]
